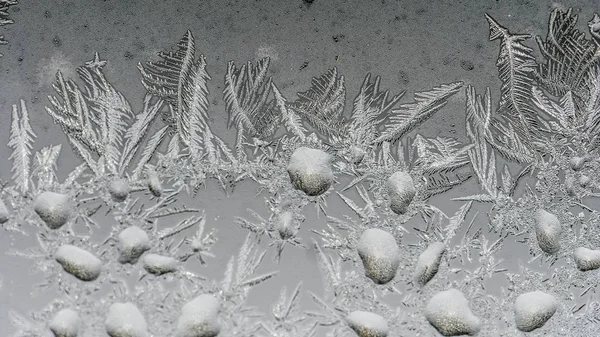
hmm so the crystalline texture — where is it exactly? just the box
[425,289,481,336]
[387,171,416,215]
[357,228,400,284]
[413,242,446,286]
[176,294,221,337]
[117,226,151,264]
[49,308,80,337]
[573,247,600,271]
[287,147,334,196]
[142,253,179,275]
[55,245,102,281]
[105,302,149,337]
[514,291,558,332]
[535,209,562,254]
[345,310,389,337]
[33,191,70,229]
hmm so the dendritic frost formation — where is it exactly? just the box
[3,7,600,337]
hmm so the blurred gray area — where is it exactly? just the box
[0,0,598,335]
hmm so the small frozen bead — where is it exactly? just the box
[49,308,79,337]
[425,289,481,336]
[287,147,334,196]
[346,310,388,337]
[34,191,70,229]
[176,294,221,337]
[357,228,400,284]
[573,247,600,271]
[535,210,562,254]
[514,291,558,332]
[387,171,416,215]
[413,242,446,286]
[108,178,130,202]
[55,245,102,281]
[117,226,151,264]
[143,254,179,275]
[105,302,149,337]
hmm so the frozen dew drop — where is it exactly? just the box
[425,289,481,336]
[387,171,416,215]
[277,210,295,240]
[569,156,586,171]
[109,178,130,202]
[0,198,9,223]
[117,226,151,264]
[514,291,558,332]
[176,294,221,337]
[347,145,366,164]
[345,310,389,337]
[573,247,600,271]
[49,308,79,337]
[33,191,71,229]
[535,210,562,254]
[357,228,400,284]
[142,253,179,275]
[287,147,334,196]
[55,244,102,281]
[578,174,591,187]
[105,302,149,337]
[146,166,162,197]
[413,242,446,286]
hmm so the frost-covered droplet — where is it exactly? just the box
[345,310,389,337]
[33,191,70,229]
[413,242,446,286]
[425,289,481,336]
[117,226,151,264]
[535,209,562,254]
[357,228,400,284]
[176,294,220,337]
[55,245,102,281]
[109,178,130,202]
[49,308,79,337]
[277,210,295,240]
[573,247,600,271]
[0,198,9,224]
[569,156,586,171]
[105,302,149,337]
[347,145,366,164]
[514,291,558,332]
[387,171,416,215]
[142,254,179,275]
[287,147,334,196]
[146,167,162,197]
[578,175,591,187]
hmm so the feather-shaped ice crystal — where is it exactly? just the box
[413,242,446,286]
[34,191,70,229]
[117,226,151,264]
[142,254,179,275]
[514,291,558,332]
[287,147,334,196]
[535,210,562,254]
[387,171,416,215]
[357,228,400,284]
[425,289,481,336]
[49,308,80,337]
[573,247,600,271]
[345,310,389,337]
[55,245,102,281]
[176,294,221,337]
[105,302,149,337]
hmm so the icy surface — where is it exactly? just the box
[573,247,600,271]
[49,308,79,337]
[357,228,400,284]
[514,291,558,332]
[55,244,102,281]
[105,302,149,337]
[534,209,562,254]
[425,289,481,336]
[387,171,416,215]
[176,294,220,337]
[413,241,446,286]
[142,253,179,275]
[286,147,334,196]
[345,310,389,337]
[33,191,70,229]
[117,226,151,264]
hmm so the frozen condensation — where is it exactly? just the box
[117,226,151,264]
[49,308,80,337]
[345,310,389,337]
[535,209,562,254]
[425,289,481,336]
[105,302,149,337]
[55,244,102,281]
[573,247,600,271]
[176,294,220,337]
[0,198,9,224]
[357,228,400,284]
[413,241,446,286]
[33,191,70,229]
[142,253,179,275]
[108,178,130,202]
[286,147,334,196]
[387,171,416,215]
[276,210,295,240]
[514,291,558,332]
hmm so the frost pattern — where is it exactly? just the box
[3,6,600,337]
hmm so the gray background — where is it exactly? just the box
[0,0,598,335]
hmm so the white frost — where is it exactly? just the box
[0,198,9,223]
[425,289,481,336]
[573,247,600,271]
[142,253,179,275]
[33,191,71,229]
[345,310,388,337]
[514,291,558,332]
[357,228,400,284]
[287,147,334,196]
[535,209,562,254]
[176,294,221,337]
[413,242,446,286]
[55,245,102,281]
[117,226,151,264]
[105,302,149,337]
[49,308,79,337]
[387,171,416,215]
[109,178,130,202]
